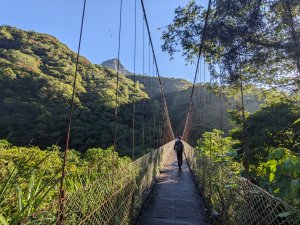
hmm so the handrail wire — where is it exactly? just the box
[57,0,87,224]
[182,0,212,141]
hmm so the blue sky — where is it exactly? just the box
[0,0,209,82]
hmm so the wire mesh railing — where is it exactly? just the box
[22,141,173,225]
[184,141,300,225]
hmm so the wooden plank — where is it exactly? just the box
[136,152,210,225]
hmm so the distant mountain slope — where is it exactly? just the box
[0,26,152,153]
[129,75,191,96]
[101,58,130,75]
[102,58,192,94]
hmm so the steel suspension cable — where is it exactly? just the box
[239,66,249,176]
[199,59,202,125]
[148,39,152,146]
[57,0,87,223]
[203,60,206,117]
[209,64,212,104]
[112,0,123,180]
[140,0,175,141]
[195,57,201,127]
[219,69,223,153]
[207,20,214,199]
[132,0,137,161]
[208,61,213,202]
[196,63,200,124]
[236,27,250,178]
[182,0,212,140]
[218,55,225,193]
[151,49,156,147]
[142,14,145,152]
[148,40,151,91]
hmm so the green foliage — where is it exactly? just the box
[83,147,131,170]
[0,140,131,223]
[247,101,300,152]
[229,99,300,168]
[261,148,300,208]
[162,0,300,89]
[0,148,61,224]
[196,129,242,173]
[195,93,300,209]
[226,97,300,208]
[0,140,11,149]
[294,118,300,125]
[196,128,300,208]
[0,67,16,80]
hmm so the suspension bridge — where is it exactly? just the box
[3,0,300,224]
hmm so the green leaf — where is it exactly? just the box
[0,214,9,225]
[266,159,277,165]
[0,155,35,203]
[291,179,300,190]
[278,211,292,217]
[269,164,277,173]
[16,184,23,211]
[226,150,237,157]
[269,173,275,183]
[32,179,59,211]
[293,143,300,148]
[293,118,300,125]
[27,170,36,201]
[0,166,18,202]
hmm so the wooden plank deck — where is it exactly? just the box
[136,151,210,225]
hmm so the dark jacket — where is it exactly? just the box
[174,140,184,152]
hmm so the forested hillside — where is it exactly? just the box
[0,26,159,155]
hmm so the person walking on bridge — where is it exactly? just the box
[174,136,184,171]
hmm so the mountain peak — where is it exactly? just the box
[101,59,130,75]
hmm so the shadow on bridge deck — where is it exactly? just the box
[136,151,210,225]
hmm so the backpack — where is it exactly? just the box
[175,140,183,152]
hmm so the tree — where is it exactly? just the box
[162,0,300,90]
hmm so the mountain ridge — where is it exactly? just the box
[101,58,130,75]
[101,58,193,94]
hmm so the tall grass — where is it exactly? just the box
[0,155,59,224]
[0,143,131,224]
